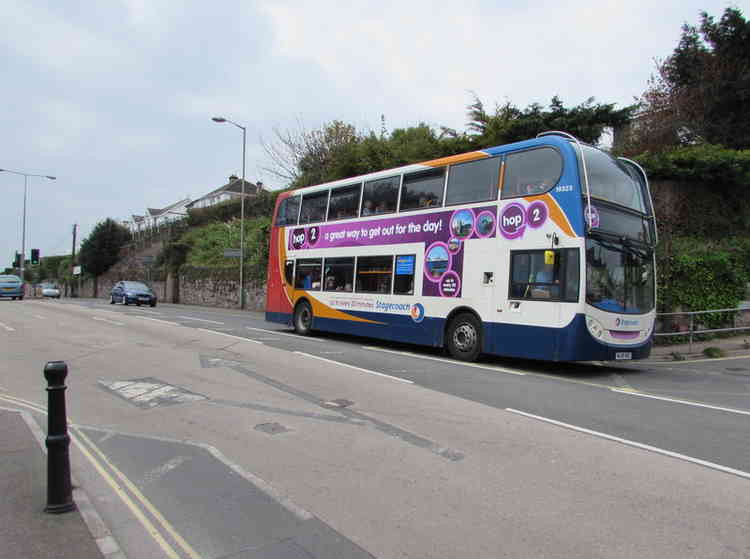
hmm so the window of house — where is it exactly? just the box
[393,254,416,295]
[446,157,501,205]
[323,257,355,292]
[399,168,445,211]
[356,255,393,294]
[275,196,300,226]
[294,258,322,290]
[509,249,580,301]
[299,191,328,224]
[327,185,361,221]
[361,176,399,216]
[502,148,562,199]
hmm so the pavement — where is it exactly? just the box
[2,332,748,559]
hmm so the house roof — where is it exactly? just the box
[146,197,191,218]
[186,177,261,208]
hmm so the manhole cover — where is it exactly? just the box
[255,422,289,435]
[320,399,354,409]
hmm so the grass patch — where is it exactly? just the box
[702,346,725,358]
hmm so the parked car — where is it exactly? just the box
[0,275,24,300]
[110,281,157,307]
[40,283,61,298]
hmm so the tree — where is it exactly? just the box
[78,218,131,295]
[632,8,750,151]
[466,95,634,148]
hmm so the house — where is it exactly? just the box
[186,176,264,211]
[144,198,191,228]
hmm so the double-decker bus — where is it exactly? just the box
[265,131,657,362]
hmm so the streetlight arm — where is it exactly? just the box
[0,168,56,180]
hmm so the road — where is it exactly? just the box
[1,298,749,558]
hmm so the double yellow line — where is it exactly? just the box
[0,393,201,559]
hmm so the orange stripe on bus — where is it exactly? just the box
[523,193,576,237]
[422,151,488,168]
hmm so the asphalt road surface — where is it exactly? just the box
[1,298,748,558]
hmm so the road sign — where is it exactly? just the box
[73,266,81,276]
[223,248,242,258]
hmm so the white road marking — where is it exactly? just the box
[196,328,263,344]
[141,456,191,485]
[363,346,527,376]
[135,316,181,326]
[92,316,124,326]
[611,388,750,416]
[0,322,15,332]
[32,314,47,320]
[245,327,325,342]
[294,352,414,384]
[177,316,225,325]
[507,408,750,480]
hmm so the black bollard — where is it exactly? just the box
[44,361,75,514]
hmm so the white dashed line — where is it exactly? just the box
[611,388,750,416]
[362,346,527,376]
[196,328,263,344]
[92,317,125,326]
[245,327,325,342]
[177,316,225,325]
[294,352,414,384]
[507,408,750,480]
[0,322,15,332]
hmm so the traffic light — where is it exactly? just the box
[31,248,40,265]
[13,252,20,268]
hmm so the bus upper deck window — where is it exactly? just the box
[502,148,562,199]
[362,176,399,216]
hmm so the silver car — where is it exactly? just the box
[41,283,61,298]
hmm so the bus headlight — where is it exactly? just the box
[586,317,605,339]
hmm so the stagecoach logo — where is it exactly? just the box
[410,303,425,323]
[615,317,639,327]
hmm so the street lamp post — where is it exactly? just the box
[0,168,56,283]
[212,116,247,309]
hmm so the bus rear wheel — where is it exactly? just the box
[446,313,482,362]
[293,301,313,336]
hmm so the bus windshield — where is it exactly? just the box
[580,146,647,213]
[586,237,654,314]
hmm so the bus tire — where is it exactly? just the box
[293,301,313,336]
[446,313,482,362]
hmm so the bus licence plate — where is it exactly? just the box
[615,352,632,360]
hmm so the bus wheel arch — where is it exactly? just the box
[293,298,314,336]
[444,308,483,362]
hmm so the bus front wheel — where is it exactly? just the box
[446,313,482,362]
[294,301,313,336]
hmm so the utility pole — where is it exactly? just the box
[71,224,77,298]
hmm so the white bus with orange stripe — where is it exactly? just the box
[265,131,657,362]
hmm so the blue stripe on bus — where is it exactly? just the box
[265,311,652,362]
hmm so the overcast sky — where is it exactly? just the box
[1,0,745,266]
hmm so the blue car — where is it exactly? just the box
[0,274,24,300]
[110,281,157,307]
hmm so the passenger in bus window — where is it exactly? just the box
[362,200,375,215]
[375,202,388,214]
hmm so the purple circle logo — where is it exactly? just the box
[526,201,548,229]
[585,205,600,228]
[439,271,461,297]
[308,226,320,246]
[499,203,526,239]
[291,228,306,250]
[450,210,475,240]
[475,210,496,238]
[424,242,451,282]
